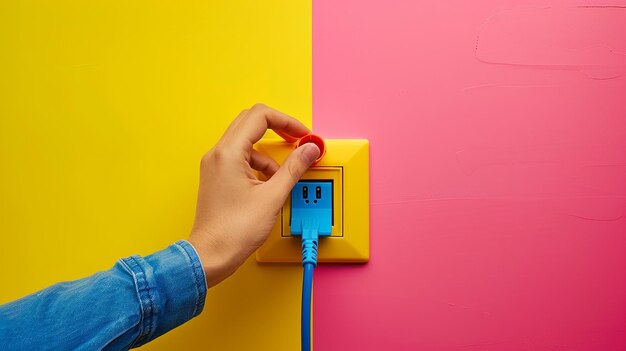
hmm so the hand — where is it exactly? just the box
[188,104,320,287]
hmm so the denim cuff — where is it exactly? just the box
[119,240,208,347]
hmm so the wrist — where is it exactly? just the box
[188,232,239,288]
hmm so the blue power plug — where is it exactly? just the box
[290,180,333,236]
[290,180,333,351]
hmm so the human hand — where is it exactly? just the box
[188,104,320,287]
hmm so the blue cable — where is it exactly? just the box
[301,262,314,351]
[291,181,332,351]
[300,219,319,351]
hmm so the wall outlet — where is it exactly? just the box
[255,139,369,263]
[283,167,343,238]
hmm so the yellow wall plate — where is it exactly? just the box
[256,139,369,263]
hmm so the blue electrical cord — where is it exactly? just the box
[291,181,332,351]
[300,219,319,351]
[301,262,314,351]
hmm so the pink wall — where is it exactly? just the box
[313,1,626,349]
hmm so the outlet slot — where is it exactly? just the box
[281,167,343,238]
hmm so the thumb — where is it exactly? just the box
[266,143,320,200]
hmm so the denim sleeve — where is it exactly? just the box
[0,240,208,351]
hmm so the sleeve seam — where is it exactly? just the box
[174,240,208,317]
[119,256,156,348]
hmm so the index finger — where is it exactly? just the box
[234,104,311,147]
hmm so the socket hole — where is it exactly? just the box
[305,200,309,204]
[313,200,317,204]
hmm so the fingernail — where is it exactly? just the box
[301,143,321,165]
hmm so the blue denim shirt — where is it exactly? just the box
[0,240,208,350]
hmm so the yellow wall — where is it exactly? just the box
[0,1,311,349]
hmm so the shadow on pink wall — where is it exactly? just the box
[313,2,626,350]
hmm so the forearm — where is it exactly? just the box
[0,241,207,351]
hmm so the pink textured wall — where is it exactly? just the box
[313,1,626,350]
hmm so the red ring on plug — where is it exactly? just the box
[296,133,326,165]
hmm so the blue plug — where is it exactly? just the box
[290,181,333,351]
[290,181,333,237]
